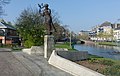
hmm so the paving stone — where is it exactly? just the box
[0,48,72,76]
[13,52,73,76]
[0,51,33,76]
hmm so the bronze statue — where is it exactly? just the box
[38,3,56,35]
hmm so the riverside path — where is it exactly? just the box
[0,49,33,76]
[0,48,72,76]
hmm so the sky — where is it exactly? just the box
[2,0,120,33]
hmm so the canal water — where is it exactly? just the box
[74,44,120,60]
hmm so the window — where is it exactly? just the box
[0,30,4,36]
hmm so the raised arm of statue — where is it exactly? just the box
[38,3,44,16]
[38,4,41,13]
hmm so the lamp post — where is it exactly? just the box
[69,30,72,48]
[68,27,72,49]
[64,25,72,48]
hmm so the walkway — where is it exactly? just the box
[13,52,72,76]
[0,48,72,76]
[0,51,33,76]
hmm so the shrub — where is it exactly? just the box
[24,40,34,48]
[89,58,114,66]
[99,59,114,66]
[104,65,120,76]
[89,58,98,63]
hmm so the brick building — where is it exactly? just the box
[0,21,20,45]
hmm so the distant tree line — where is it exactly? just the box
[0,0,10,17]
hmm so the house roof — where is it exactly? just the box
[99,21,112,27]
[0,22,16,30]
[114,27,120,30]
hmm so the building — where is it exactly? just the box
[0,21,20,45]
[112,23,120,41]
[79,30,90,36]
[89,21,113,41]
[89,21,120,42]
[113,28,120,40]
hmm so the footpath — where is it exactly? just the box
[13,52,73,76]
[0,50,33,76]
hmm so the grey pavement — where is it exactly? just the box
[0,48,72,76]
[13,52,73,76]
[0,51,33,76]
[0,48,11,52]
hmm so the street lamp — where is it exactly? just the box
[68,27,72,48]
[64,25,72,48]
[69,30,72,48]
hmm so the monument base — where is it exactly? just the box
[44,35,54,59]
[22,46,44,55]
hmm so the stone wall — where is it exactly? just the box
[57,51,88,61]
[48,50,104,76]
[22,46,44,55]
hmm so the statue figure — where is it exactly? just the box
[38,3,56,35]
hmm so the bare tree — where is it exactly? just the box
[0,0,10,16]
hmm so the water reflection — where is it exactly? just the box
[74,44,120,60]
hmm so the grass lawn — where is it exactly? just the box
[55,42,77,51]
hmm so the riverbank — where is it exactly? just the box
[83,40,120,46]
[56,42,120,75]
[76,54,120,76]
[97,42,120,46]
[55,42,77,51]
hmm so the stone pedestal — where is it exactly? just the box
[44,35,54,58]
